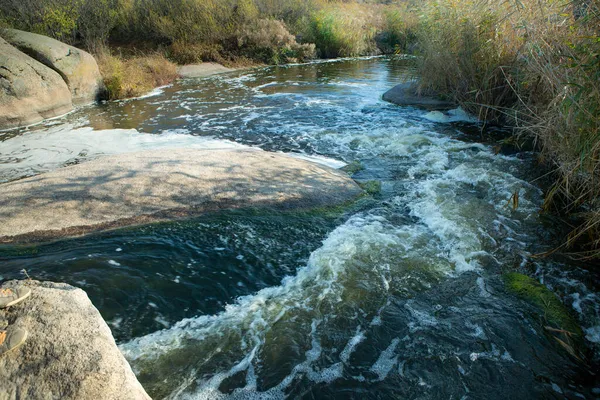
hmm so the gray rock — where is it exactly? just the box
[0,280,150,400]
[0,148,362,243]
[382,82,455,110]
[0,37,73,130]
[4,29,106,105]
[177,63,234,78]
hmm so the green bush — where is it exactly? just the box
[376,7,417,54]
[97,52,178,99]
[307,5,379,58]
[237,19,315,64]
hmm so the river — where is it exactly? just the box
[1,57,599,399]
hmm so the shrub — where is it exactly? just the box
[414,0,522,121]
[306,4,381,58]
[168,41,221,64]
[97,52,178,100]
[237,19,315,64]
[376,6,418,54]
[77,0,120,52]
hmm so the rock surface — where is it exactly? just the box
[4,29,106,105]
[0,280,150,400]
[0,148,362,243]
[382,82,455,109]
[0,37,73,130]
[178,63,233,78]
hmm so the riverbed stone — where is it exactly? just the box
[3,29,106,105]
[0,148,362,243]
[382,82,455,109]
[0,37,73,130]
[0,280,150,400]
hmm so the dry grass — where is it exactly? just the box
[97,51,178,100]
[412,0,600,257]
[307,3,383,58]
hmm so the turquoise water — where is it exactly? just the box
[1,58,599,399]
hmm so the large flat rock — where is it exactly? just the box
[177,63,233,78]
[0,37,73,130]
[0,280,150,400]
[0,148,362,243]
[4,29,106,105]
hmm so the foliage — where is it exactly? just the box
[0,0,408,63]
[97,52,178,100]
[306,4,381,58]
[376,5,418,54]
[237,19,316,64]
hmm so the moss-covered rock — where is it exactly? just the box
[358,180,382,195]
[503,272,582,336]
[341,160,364,175]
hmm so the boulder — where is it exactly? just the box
[0,280,150,400]
[382,82,455,110]
[0,37,73,130]
[0,148,363,243]
[3,29,106,105]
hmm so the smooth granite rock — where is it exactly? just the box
[177,63,234,78]
[0,280,150,400]
[0,37,73,130]
[4,29,106,105]
[0,148,363,243]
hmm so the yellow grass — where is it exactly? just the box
[97,52,178,100]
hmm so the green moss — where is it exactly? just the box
[358,180,382,195]
[341,160,364,175]
[0,245,40,257]
[291,194,374,219]
[503,272,582,336]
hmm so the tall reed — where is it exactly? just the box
[413,0,600,257]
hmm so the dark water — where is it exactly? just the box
[1,57,599,399]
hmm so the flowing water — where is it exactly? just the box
[1,58,600,399]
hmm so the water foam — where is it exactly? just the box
[120,213,450,397]
[0,126,248,182]
[423,107,478,123]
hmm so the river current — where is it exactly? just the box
[1,58,599,399]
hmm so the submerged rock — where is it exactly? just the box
[503,272,581,335]
[3,29,106,105]
[503,272,586,360]
[382,82,455,110]
[0,280,150,400]
[0,37,73,130]
[0,148,362,243]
